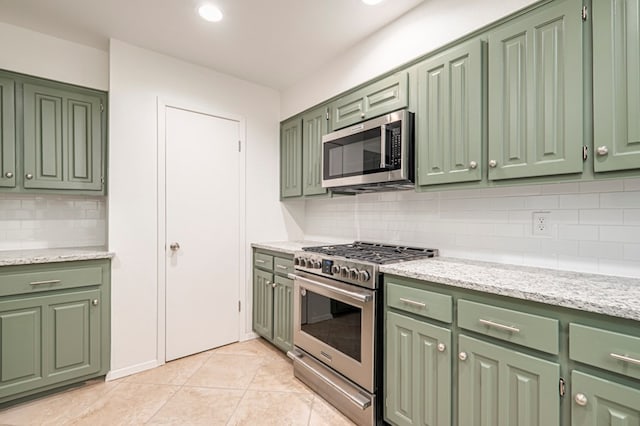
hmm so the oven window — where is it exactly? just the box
[301,291,362,362]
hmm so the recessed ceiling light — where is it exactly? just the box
[198,4,223,22]
[362,0,384,5]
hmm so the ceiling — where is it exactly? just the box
[0,0,425,90]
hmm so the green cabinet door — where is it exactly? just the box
[280,118,302,198]
[0,75,16,188]
[458,334,560,426]
[272,276,293,352]
[385,311,451,426]
[331,72,409,131]
[23,82,103,191]
[302,106,328,196]
[417,39,484,186]
[593,0,640,172]
[44,290,101,383]
[252,269,274,339]
[571,371,640,426]
[488,0,583,180]
[0,298,42,399]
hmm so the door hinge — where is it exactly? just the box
[238,300,241,312]
[101,176,105,186]
[583,145,588,161]
[559,378,566,397]
[100,103,104,112]
[238,140,241,152]
[581,6,588,21]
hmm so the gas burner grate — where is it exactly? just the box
[302,241,437,264]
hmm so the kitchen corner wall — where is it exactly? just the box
[304,178,640,279]
[0,194,107,250]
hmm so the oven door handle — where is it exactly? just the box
[288,273,372,303]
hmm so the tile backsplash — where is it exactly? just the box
[303,178,640,278]
[0,194,107,250]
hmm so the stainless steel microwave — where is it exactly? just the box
[321,110,414,193]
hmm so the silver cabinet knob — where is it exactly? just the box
[25,173,34,180]
[458,351,468,361]
[488,160,497,168]
[469,161,478,170]
[596,146,609,156]
[169,242,181,251]
[265,280,271,286]
[272,282,277,288]
[360,112,365,119]
[4,171,13,178]
[574,393,588,407]
[91,299,99,306]
[437,343,446,352]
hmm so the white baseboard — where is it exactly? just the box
[242,331,259,341]
[105,359,160,381]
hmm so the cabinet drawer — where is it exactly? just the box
[0,265,103,297]
[569,324,640,380]
[254,253,274,270]
[386,282,452,323]
[273,257,294,276]
[458,299,559,354]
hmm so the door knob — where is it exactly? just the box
[169,242,181,251]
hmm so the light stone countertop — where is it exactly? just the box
[380,257,640,322]
[0,247,115,267]
[251,240,333,255]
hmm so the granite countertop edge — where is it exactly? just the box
[380,257,640,322]
[0,247,115,266]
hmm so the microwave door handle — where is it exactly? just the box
[380,124,387,169]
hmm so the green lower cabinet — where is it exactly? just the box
[385,311,451,426]
[252,268,274,340]
[458,334,560,426]
[0,289,101,400]
[272,276,293,352]
[571,371,640,426]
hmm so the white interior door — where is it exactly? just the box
[165,106,240,361]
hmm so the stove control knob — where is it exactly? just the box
[331,264,340,275]
[340,266,349,278]
[312,260,322,269]
[299,258,308,268]
[294,257,300,266]
[358,270,371,282]
[349,268,358,280]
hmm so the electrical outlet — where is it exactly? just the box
[532,211,551,237]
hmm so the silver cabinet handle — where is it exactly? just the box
[25,173,34,180]
[610,353,640,366]
[169,242,180,251]
[92,299,99,306]
[256,259,265,264]
[276,265,288,270]
[574,393,588,407]
[469,161,478,169]
[4,171,13,178]
[399,298,426,309]
[459,352,468,361]
[272,282,277,288]
[479,318,520,333]
[30,279,61,286]
[437,343,446,352]
[596,146,609,156]
[488,160,497,168]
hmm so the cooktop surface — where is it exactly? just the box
[302,241,438,265]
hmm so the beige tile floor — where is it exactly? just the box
[0,338,356,426]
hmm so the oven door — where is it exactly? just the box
[290,271,375,392]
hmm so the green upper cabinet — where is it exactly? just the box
[592,0,640,172]
[0,76,16,188]
[301,106,328,196]
[417,39,484,186]
[330,71,409,131]
[488,0,583,180]
[280,118,302,198]
[458,334,560,426]
[23,82,104,191]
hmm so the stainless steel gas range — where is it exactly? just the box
[287,242,438,425]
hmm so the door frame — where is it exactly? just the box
[156,97,247,364]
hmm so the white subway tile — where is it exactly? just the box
[599,225,640,243]
[623,178,640,191]
[439,210,509,223]
[624,209,640,225]
[600,191,640,208]
[541,182,580,195]
[579,180,624,193]
[522,254,558,269]
[624,244,640,261]
[558,224,599,241]
[494,223,525,237]
[579,241,624,260]
[597,259,640,279]
[0,199,21,209]
[524,196,559,209]
[558,255,600,274]
[559,193,599,209]
[579,209,624,225]
[539,239,579,256]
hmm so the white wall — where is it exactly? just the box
[0,22,108,90]
[108,39,299,378]
[280,0,537,118]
